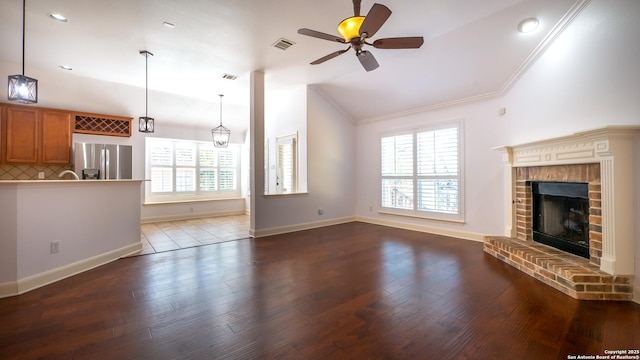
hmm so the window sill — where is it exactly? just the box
[143,197,245,206]
[263,192,309,198]
[378,209,465,224]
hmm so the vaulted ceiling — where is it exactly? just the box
[0,0,583,133]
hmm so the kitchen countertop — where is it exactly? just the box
[0,179,148,184]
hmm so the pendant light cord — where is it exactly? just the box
[21,0,26,75]
[139,50,153,117]
[145,54,148,117]
[219,94,224,126]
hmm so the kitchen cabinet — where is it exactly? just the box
[5,106,39,163]
[0,105,4,163]
[1,102,130,166]
[2,104,73,165]
[41,110,72,164]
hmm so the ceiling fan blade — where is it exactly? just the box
[298,28,345,43]
[359,3,391,38]
[311,47,351,65]
[353,0,361,16]
[372,37,424,49]
[357,50,379,72]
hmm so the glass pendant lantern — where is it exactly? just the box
[211,94,230,148]
[8,0,38,104]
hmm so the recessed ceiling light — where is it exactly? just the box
[518,17,539,33]
[59,65,73,71]
[163,21,175,29]
[49,13,68,23]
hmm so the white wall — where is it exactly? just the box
[501,0,640,143]
[355,0,640,286]
[264,84,308,194]
[253,86,356,233]
[355,98,506,239]
[0,185,18,284]
[0,181,142,298]
[15,182,140,279]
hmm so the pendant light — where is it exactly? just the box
[138,50,154,133]
[211,94,230,148]
[8,0,38,103]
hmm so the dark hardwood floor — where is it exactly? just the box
[1,222,638,359]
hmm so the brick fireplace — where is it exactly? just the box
[515,163,601,264]
[486,127,638,300]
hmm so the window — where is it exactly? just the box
[380,120,464,221]
[276,133,297,194]
[146,138,241,202]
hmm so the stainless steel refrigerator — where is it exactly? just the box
[74,143,133,179]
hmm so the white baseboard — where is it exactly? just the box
[0,242,142,299]
[355,215,487,242]
[142,209,246,223]
[0,282,18,299]
[251,216,356,238]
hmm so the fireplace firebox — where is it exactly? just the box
[532,182,590,259]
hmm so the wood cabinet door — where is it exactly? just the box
[6,107,38,163]
[0,105,5,163]
[41,111,72,164]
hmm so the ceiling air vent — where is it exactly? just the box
[272,38,295,50]
[221,73,238,80]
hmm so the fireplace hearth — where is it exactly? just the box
[488,126,639,301]
[532,181,590,259]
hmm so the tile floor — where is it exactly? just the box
[138,214,250,255]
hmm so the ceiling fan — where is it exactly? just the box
[297,0,424,72]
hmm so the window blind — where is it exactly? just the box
[380,121,463,220]
[276,135,297,194]
[146,138,241,201]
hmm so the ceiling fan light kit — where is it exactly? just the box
[298,0,423,72]
[338,16,365,41]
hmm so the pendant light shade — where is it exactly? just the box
[139,116,154,133]
[211,94,230,148]
[139,50,154,133]
[8,0,38,104]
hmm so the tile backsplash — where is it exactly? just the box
[0,164,73,180]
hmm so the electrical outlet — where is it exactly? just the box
[369,206,373,212]
[51,241,60,254]
[318,208,323,215]
[38,172,45,179]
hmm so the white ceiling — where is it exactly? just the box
[0,0,581,132]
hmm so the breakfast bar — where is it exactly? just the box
[0,179,145,298]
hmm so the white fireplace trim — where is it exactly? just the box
[494,126,640,275]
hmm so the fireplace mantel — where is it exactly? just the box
[494,126,639,276]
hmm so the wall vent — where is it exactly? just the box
[272,38,295,50]
[221,73,238,80]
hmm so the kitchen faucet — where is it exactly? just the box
[58,170,80,180]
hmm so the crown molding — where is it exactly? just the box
[356,0,592,126]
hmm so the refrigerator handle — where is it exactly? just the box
[105,149,110,179]
[100,148,105,179]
